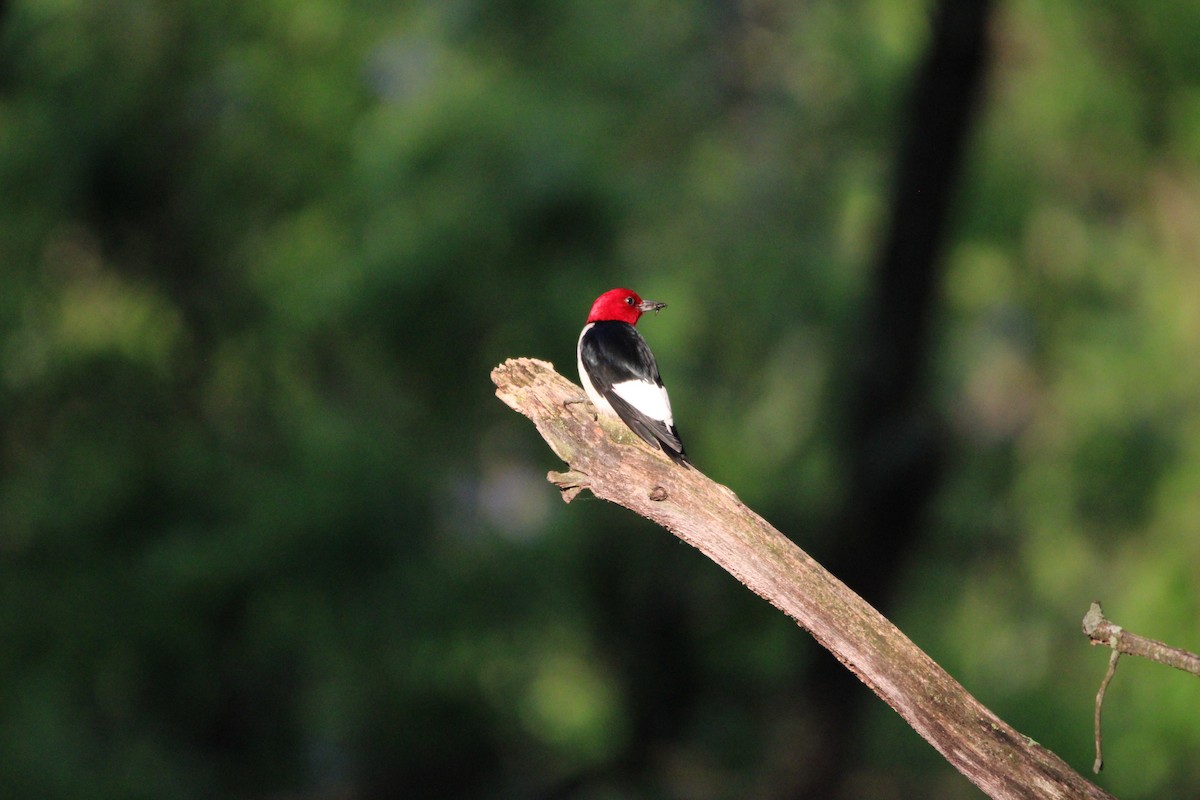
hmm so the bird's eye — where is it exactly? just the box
[625,296,635,305]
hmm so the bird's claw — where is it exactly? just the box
[564,395,598,420]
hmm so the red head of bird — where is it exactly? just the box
[585,288,667,325]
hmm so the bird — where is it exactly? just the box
[576,287,689,465]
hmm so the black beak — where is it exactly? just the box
[637,299,666,315]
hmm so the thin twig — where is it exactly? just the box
[1082,602,1200,677]
[1092,647,1120,774]
[1082,601,1200,774]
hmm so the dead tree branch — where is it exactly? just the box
[493,357,1114,800]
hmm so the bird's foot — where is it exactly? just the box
[564,395,597,420]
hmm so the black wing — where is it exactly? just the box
[580,321,689,464]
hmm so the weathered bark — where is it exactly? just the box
[493,357,1114,800]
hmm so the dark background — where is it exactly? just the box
[2,1,1199,798]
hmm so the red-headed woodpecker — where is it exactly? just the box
[577,288,689,465]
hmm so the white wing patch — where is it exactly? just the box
[610,379,674,426]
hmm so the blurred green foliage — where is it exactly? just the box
[2,1,1199,798]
